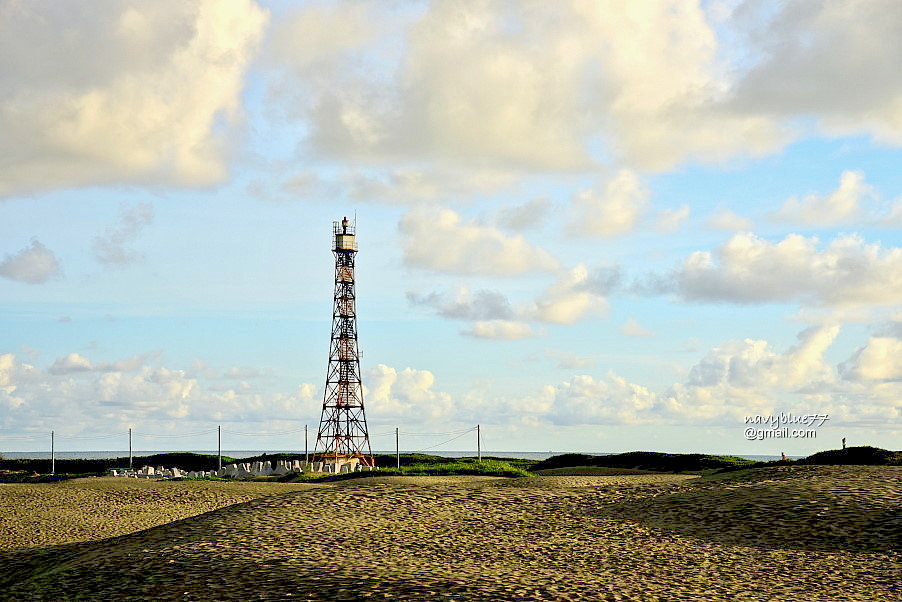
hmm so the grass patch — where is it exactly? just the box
[0,472,97,484]
[279,458,532,483]
[0,452,237,476]
[533,451,754,473]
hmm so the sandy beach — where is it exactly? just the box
[1,466,899,600]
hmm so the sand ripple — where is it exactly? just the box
[1,468,899,601]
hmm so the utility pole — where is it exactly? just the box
[128,427,133,469]
[217,425,222,471]
[477,424,481,462]
[51,430,55,475]
[304,424,308,466]
[396,427,400,469]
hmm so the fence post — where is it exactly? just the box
[218,425,222,471]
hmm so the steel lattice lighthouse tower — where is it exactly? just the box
[314,217,375,469]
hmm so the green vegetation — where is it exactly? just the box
[372,453,538,471]
[532,451,754,473]
[280,458,532,483]
[0,452,237,476]
[3,446,897,482]
[796,446,902,466]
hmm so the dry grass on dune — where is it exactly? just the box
[1,467,899,601]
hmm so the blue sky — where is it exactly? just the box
[1,0,900,456]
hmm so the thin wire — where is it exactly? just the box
[223,427,307,437]
[138,428,219,439]
[400,427,475,437]
[56,433,123,441]
[0,433,47,441]
[409,429,476,454]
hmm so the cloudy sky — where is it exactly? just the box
[2,0,900,456]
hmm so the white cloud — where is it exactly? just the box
[728,0,902,146]
[620,318,654,338]
[662,325,840,421]
[883,199,902,227]
[93,202,154,265]
[841,337,902,381]
[505,373,658,426]
[407,288,515,321]
[544,349,596,371]
[0,1,268,197]
[0,353,26,410]
[492,323,900,427]
[531,264,609,324]
[409,263,617,336]
[462,320,539,341]
[0,349,321,434]
[705,208,754,231]
[570,170,648,237]
[676,232,902,306]
[776,170,875,225]
[0,239,62,284]
[264,0,902,177]
[363,364,452,421]
[655,205,690,234]
[399,208,559,275]
[271,1,785,172]
[48,353,93,375]
[344,167,514,205]
[497,197,553,232]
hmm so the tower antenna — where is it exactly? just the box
[313,217,374,471]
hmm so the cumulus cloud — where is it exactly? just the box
[48,353,93,375]
[496,197,553,232]
[675,232,902,307]
[727,0,902,145]
[93,202,154,265]
[841,337,902,382]
[0,349,319,433]
[462,320,539,341]
[655,205,690,234]
[0,1,268,197]
[409,263,617,336]
[270,1,786,172]
[399,208,559,275]
[531,264,609,324]
[662,325,840,421]
[570,171,648,237]
[407,288,515,321]
[776,170,875,225]
[493,322,900,427]
[705,208,754,231]
[364,364,452,421]
[544,349,596,371]
[0,239,62,284]
[344,167,514,205]
[505,373,658,426]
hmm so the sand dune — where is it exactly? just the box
[1,467,899,600]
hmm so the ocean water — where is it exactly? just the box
[1,450,789,462]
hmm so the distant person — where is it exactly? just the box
[842,437,846,450]
[780,452,787,462]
